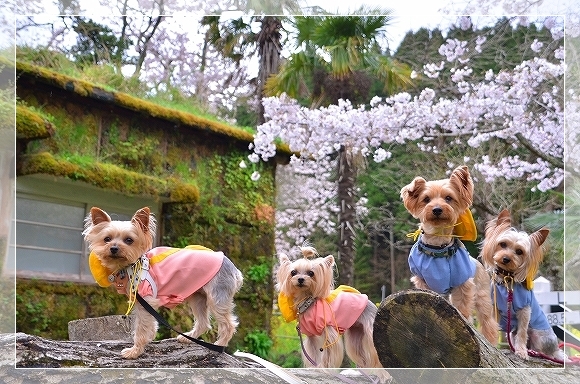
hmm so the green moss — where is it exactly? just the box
[193,152,276,227]
[18,152,199,203]
[16,104,55,140]
[0,276,15,334]
[16,60,295,155]
[16,279,129,340]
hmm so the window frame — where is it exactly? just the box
[14,175,160,283]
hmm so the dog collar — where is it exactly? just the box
[297,296,316,314]
[125,255,158,298]
[494,265,515,279]
[417,237,461,258]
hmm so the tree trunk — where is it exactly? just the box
[337,145,356,286]
[373,289,563,369]
[15,332,248,368]
[4,332,579,383]
[257,16,282,125]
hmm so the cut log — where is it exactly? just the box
[373,289,561,368]
[15,332,248,368]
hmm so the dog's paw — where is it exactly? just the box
[121,346,144,359]
[515,348,529,360]
[177,332,197,344]
[378,370,393,384]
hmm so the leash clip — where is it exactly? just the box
[503,275,514,291]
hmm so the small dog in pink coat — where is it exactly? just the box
[83,206,243,359]
[276,246,389,382]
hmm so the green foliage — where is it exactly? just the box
[69,17,130,67]
[15,279,129,340]
[394,18,561,99]
[246,262,270,283]
[111,137,161,173]
[244,330,273,359]
[524,204,565,290]
[0,276,15,333]
[17,45,79,75]
[19,297,51,334]
[269,315,302,368]
[267,9,413,106]
[234,101,258,128]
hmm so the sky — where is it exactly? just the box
[3,0,575,51]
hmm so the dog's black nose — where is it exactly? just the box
[297,277,305,286]
[502,257,511,264]
[110,246,119,255]
[432,207,443,216]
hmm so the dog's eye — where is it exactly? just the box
[290,270,297,276]
[124,238,134,245]
[515,249,523,255]
[307,271,314,277]
[423,197,430,203]
[499,242,507,248]
[445,196,453,202]
[104,236,111,243]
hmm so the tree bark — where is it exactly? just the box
[373,289,563,369]
[3,333,579,383]
[15,332,248,368]
[257,16,282,125]
[337,145,356,286]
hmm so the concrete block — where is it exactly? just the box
[68,315,134,341]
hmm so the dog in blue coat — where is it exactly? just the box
[481,209,566,361]
[400,166,498,345]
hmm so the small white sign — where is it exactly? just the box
[546,312,566,326]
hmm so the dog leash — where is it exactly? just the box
[296,315,382,384]
[502,276,564,365]
[134,292,226,353]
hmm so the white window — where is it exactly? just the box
[15,175,159,283]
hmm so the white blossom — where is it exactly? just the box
[248,20,564,255]
[530,39,543,53]
[248,153,260,163]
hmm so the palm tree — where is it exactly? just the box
[200,1,300,124]
[266,7,413,107]
[266,7,414,286]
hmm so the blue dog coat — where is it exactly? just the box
[408,236,476,294]
[493,282,551,331]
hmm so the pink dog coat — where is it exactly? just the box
[297,286,369,337]
[128,246,224,309]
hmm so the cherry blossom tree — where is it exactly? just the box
[250,15,566,259]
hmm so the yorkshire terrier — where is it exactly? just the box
[276,246,390,382]
[481,209,566,361]
[82,206,243,359]
[400,165,498,345]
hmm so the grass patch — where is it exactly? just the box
[269,314,302,368]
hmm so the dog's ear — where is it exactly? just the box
[400,177,426,216]
[132,207,151,233]
[496,209,511,226]
[90,207,111,225]
[279,253,291,265]
[323,255,335,268]
[531,228,549,248]
[449,166,473,207]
